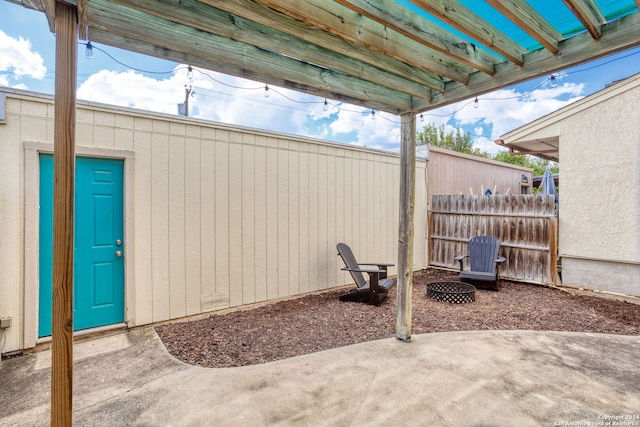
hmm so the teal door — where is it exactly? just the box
[39,154,125,337]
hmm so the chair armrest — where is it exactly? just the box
[341,267,386,274]
[357,263,392,279]
[358,263,394,267]
[454,254,468,272]
[495,256,506,264]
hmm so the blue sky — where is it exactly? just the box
[2,1,640,154]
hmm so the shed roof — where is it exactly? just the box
[9,0,640,114]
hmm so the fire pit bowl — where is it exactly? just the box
[426,281,476,304]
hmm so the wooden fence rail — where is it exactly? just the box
[428,194,559,285]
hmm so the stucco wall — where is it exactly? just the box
[0,90,427,353]
[558,82,640,294]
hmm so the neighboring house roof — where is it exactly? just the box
[494,72,640,162]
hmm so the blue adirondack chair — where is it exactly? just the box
[455,236,506,291]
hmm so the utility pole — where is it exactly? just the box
[184,85,193,117]
[178,65,195,117]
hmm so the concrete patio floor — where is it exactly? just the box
[1,327,639,426]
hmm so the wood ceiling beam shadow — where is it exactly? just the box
[487,0,563,54]
[86,29,410,114]
[198,0,445,92]
[409,0,526,66]
[334,0,500,75]
[413,11,640,112]
[252,0,472,83]
[562,0,606,39]
[110,0,433,102]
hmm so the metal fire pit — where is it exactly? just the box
[426,281,476,304]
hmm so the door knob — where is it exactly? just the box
[115,251,123,258]
[116,239,122,246]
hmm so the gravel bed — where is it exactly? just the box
[155,269,640,368]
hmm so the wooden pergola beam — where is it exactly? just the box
[409,0,526,66]
[253,0,473,83]
[334,0,500,75]
[196,0,445,92]
[50,2,77,425]
[87,29,409,113]
[562,0,606,39]
[89,0,415,113]
[487,0,563,54]
[111,0,434,102]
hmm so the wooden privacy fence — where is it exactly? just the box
[429,194,558,285]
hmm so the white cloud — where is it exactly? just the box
[329,105,366,137]
[0,30,47,84]
[192,73,313,135]
[456,83,585,139]
[77,69,187,114]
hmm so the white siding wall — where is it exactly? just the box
[0,91,426,352]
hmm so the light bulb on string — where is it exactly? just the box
[85,41,94,59]
[371,110,376,120]
[473,97,479,109]
[549,75,557,88]
[187,65,193,81]
[264,85,270,98]
[323,99,329,112]
[420,113,424,122]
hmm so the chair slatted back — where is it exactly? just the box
[468,236,501,274]
[337,243,367,288]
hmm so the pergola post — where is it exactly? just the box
[396,112,416,341]
[50,2,77,425]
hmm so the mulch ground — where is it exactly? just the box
[155,269,640,368]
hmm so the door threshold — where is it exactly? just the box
[37,323,128,345]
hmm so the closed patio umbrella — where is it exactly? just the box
[540,166,558,206]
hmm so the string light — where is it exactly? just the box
[187,65,193,81]
[71,41,640,127]
[371,110,376,120]
[84,41,93,59]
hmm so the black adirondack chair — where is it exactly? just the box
[455,236,506,291]
[336,243,396,306]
